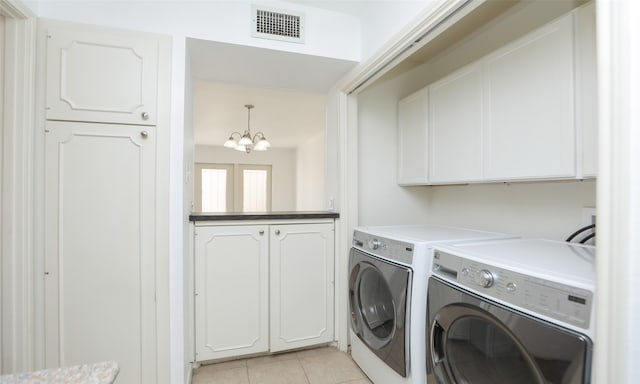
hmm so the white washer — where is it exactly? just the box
[428,239,596,383]
[348,225,518,384]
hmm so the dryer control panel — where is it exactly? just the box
[352,230,414,265]
[432,250,593,330]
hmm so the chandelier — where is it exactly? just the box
[223,104,271,153]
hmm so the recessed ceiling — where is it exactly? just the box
[188,38,358,93]
[188,38,358,148]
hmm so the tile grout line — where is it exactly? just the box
[297,353,312,384]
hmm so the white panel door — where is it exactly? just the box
[270,223,334,352]
[429,63,484,183]
[195,225,269,361]
[484,14,575,180]
[46,24,158,125]
[397,88,429,185]
[44,121,156,383]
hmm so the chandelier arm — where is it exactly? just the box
[252,132,266,141]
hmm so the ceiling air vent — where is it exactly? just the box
[251,5,305,44]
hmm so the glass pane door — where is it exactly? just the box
[242,169,268,212]
[201,168,228,212]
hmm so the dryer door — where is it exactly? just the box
[427,277,592,384]
[348,248,411,377]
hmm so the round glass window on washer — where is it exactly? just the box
[358,267,396,345]
[446,316,541,384]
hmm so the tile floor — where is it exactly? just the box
[192,346,372,384]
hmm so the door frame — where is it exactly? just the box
[332,0,488,353]
[0,0,36,374]
[334,0,640,382]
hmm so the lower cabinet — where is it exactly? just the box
[269,224,335,352]
[194,225,270,361]
[194,221,334,362]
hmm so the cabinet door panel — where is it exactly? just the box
[398,89,429,185]
[270,223,334,352]
[429,64,484,183]
[195,225,269,361]
[576,3,597,177]
[44,121,156,383]
[484,15,575,179]
[46,25,158,125]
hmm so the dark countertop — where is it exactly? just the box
[190,211,339,222]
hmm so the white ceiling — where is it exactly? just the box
[283,0,371,16]
[188,38,358,93]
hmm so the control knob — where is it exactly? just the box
[368,238,381,250]
[476,269,495,288]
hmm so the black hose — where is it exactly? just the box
[566,223,596,242]
[579,232,596,244]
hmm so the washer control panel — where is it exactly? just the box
[352,230,414,265]
[433,250,592,329]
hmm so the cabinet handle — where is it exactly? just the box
[275,229,281,235]
[259,230,264,235]
[141,111,149,120]
[140,130,148,138]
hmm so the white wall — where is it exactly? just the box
[26,0,360,61]
[357,74,432,225]
[195,145,297,211]
[295,130,324,210]
[422,181,595,240]
[22,3,361,382]
[359,0,435,60]
[356,2,597,240]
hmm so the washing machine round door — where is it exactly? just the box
[431,311,545,384]
[348,248,411,377]
[357,266,396,347]
[428,277,592,384]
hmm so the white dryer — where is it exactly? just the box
[348,225,518,384]
[428,239,595,384]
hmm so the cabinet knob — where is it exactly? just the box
[141,111,149,120]
[259,230,264,235]
[140,130,148,138]
[275,229,281,235]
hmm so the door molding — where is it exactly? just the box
[594,1,640,383]
[0,0,32,18]
[1,0,37,374]
[339,0,483,94]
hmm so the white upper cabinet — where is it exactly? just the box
[483,14,575,180]
[42,19,171,384]
[575,2,598,177]
[397,88,429,185]
[397,5,597,185]
[46,25,159,125]
[429,63,484,183]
